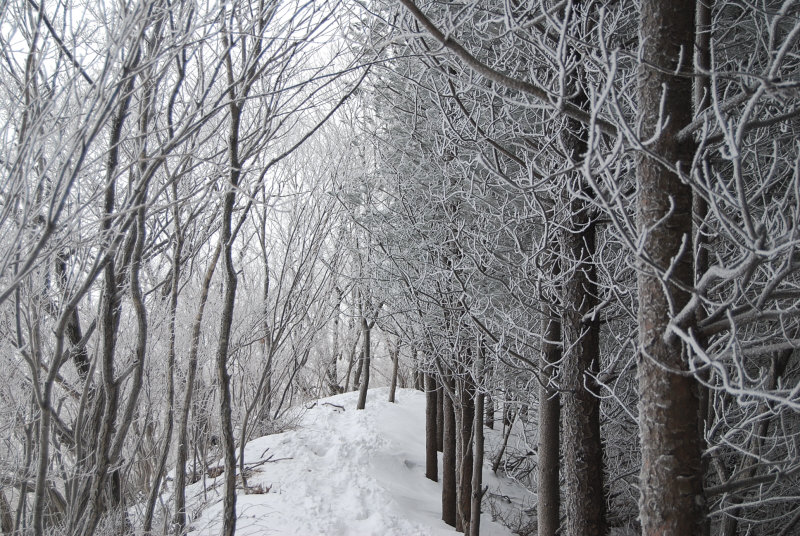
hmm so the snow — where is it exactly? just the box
[183,388,518,536]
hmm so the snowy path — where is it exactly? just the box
[185,388,516,536]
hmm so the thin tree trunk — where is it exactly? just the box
[216,200,239,536]
[470,387,484,536]
[215,38,245,529]
[343,329,360,392]
[143,146,183,536]
[143,218,177,534]
[425,373,439,482]
[352,349,364,391]
[491,408,515,474]
[458,382,475,533]
[442,377,457,527]
[328,287,342,395]
[173,244,220,533]
[484,395,494,430]
[538,310,561,536]
[719,350,790,536]
[436,383,444,452]
[388,342,399,403]
[694,4,713,536]
[636,1,704,534]
[357,316,371,410]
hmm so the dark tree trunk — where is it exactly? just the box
[561,219,605,536]
[357,317,371,410]
[442,379,457,527]
[436,383,444,452]
[388,342,399,403]
[559,3,606,531]
[636,1,704,534]
[538,310,561,536]
[469,388,484,536]
[0,489,13,535]
[425,374,439,482]
[491,407,515,474]
[458,384,474,533]
[328,286,342,395]
[694,4,712,536]
[503,403,513,429]
[214,50,245,531]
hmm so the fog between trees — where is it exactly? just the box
[1,0,799,535]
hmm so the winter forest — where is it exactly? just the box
[1,0,800,535]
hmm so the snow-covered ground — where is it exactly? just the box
[183,388,522,536]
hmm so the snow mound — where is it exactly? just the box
[185,388,517,536]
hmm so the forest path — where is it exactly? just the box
[184,388,519,536]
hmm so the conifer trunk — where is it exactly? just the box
[538,310,561,536]
[458,384,474,533]
[442,378,457,527]
[636,1,704,533]
[426,374,439,482]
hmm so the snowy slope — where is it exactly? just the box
[183,388,518,536]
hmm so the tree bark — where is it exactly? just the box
[561,220,605,536]
[538,310,561,536]
[356,316,371,410]
[436,382,444,452]
[693,4,712,536]
[0,489,13,535]
[558,4,606,532]
[215,38,245,529]
[328,286,343,395]
[470,345,486,536]
[636,1,704,534]
[388,342,399,403]
[458,383,475,533]
[442,377,457,527]
[425,373,439,482]
[173,244,220,533]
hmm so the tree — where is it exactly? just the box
[634,1,704,533]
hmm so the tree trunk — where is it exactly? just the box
[344,329,361,392]
[437,383,444,452]
[173,244,220,533]
[353,350,364,391]
[484,395,494,430]
[470,343,486,536]
[357,317,371,410]
[538,310,561,536]
[693,4,712,536]
[143,179,183,534]
[388,342,399,403]
[491,407,515,474]
[636,1,704,534]
[561,219,605,535]
[425,374,439,482]
[0,489,13,535]
[328,286,342,395]
[442,378,457,527]
[214,65,245,533]
[470,388,484,536]
[559,3,606,531]
[458,382,475,533]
